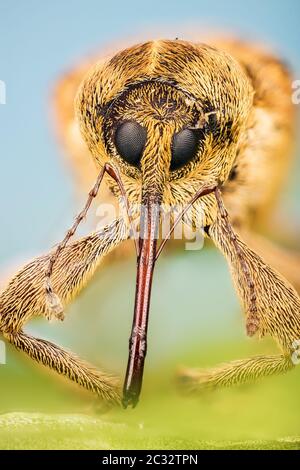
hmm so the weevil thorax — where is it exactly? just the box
[76,39,254,210]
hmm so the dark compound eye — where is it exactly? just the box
[171,128,203,171]
[115,120,147,167]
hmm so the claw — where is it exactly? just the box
[246,315,260,337]
[45,281,64,321]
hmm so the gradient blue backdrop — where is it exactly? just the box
[0,0,299,266]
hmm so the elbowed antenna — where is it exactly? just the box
[44,163,138,319]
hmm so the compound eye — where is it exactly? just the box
[114,120,147,167]
[171,128,201,171]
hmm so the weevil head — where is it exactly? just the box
[76,39,253,210]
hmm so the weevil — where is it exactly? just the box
[1,38,300,408]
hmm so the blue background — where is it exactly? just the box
[0,0,299,266]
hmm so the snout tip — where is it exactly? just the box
[122,389,139,409]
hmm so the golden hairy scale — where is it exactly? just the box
[0,38,299,405]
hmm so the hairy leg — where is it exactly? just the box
[0,218,128,401]
[179,354,294,392]
[0,217,128,331]
[4,330,120,403]
[179,189,300,391]
[210,190,300,346]
[241,231,300,294]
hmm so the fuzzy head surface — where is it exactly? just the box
[76,39,254,208]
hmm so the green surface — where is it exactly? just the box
[0,412,299,450]
[1,250,300,450]
[1,339,300,449]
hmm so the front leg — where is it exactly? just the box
[179,189,300,391]
[210,189,300,350]
[0,217,128,331]
[241,231,300,294]
[0,218,128,402]
[179,354,294,392]
[4,330,120,403]
[214,188,259,336]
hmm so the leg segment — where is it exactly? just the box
[215,188,258,336]
[0,217,128,330]
[4,330,120,403]
[179,189,300,392]
[209,189,300,348]
[0,164,134,402]
[241,231,300,294]
[179,354,294,391]
[0,219,128,402]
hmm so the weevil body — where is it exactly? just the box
[0,38,299,407]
